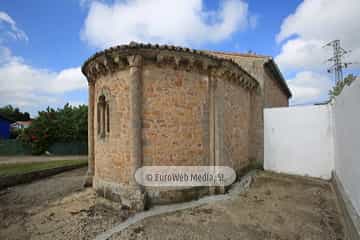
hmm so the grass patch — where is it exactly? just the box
[0,159,87,177]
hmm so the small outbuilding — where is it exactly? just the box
[0,114,11,139]
[82,42,291,210]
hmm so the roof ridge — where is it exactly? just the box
[205,50,271,59]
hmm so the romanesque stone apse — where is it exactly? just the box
[82,42,291,210]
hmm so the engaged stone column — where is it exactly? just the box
[214,70,225,194]
[127,55,144,211]
[208,69,225,194]
[127,55,143,185]
[85,81,95,187]
[208,69,216,195]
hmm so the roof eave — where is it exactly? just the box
[264,58,292,98]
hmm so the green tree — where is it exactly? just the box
[0,105,31,122]
[329,74,357,100]
[19,104,88,155]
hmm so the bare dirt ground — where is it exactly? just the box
[110,171,345,240]
[0,167,130,240]
[0,155,88,164]
[0,169,345,240]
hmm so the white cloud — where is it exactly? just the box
[0,51,86,94]
[0,47,87,113]
[0,46,14,63]
[81,0,254,48]
[50,67,87,93]
[276,0,360,46]
[287,71,332,105]
[276,38,331,72]
[275,0,360,104]
[0,11,86,115]
[0,11,28,42]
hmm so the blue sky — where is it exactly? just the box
[0,0,359,116]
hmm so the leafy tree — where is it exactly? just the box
[19,104,88,155]
[0,105,31,122]
[329,74,357,100]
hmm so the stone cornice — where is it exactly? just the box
[82,42,259,90]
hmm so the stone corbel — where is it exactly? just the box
[230,72,237,84]
[239,76,245,85]
[249,81,254,89]
[94,62,103,75]
[86,64,96,80]
[111,54,127,71]
[244,77,250,89]
[216,68,226,80]
[102,57,112,73]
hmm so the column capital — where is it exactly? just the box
[88,81,95,88]
[127,55,143,68]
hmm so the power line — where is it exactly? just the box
[323,40,352,83]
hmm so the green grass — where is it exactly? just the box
[0,159,88,177]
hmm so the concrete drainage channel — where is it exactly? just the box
[95,170,256,240]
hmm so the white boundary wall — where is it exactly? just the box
[333,79,360,215]
[264,78,360,217]
[264,105,335,180]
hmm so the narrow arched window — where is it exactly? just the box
[97,99,101,135]
[97,95,108,138]
[106,103,110,133]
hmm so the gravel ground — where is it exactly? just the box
[110,171,345,240]
[0,169,345,240]
[0,167,130,240]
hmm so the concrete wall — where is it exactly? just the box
[264,105,334,179]
[264,79,360,234]
[333,79,360,215]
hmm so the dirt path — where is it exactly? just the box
[0,167,129,240]
[0,155,88,164]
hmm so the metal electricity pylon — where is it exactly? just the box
[323,40,352,83]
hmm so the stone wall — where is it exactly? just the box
[206,52,267,89]
[94,70,132,184]
[142,65,210,166]
[207,51,290,163]
[83,43,261,207]
[264,70,289,108]
[223,80,250,173]
[249,90,263,162]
